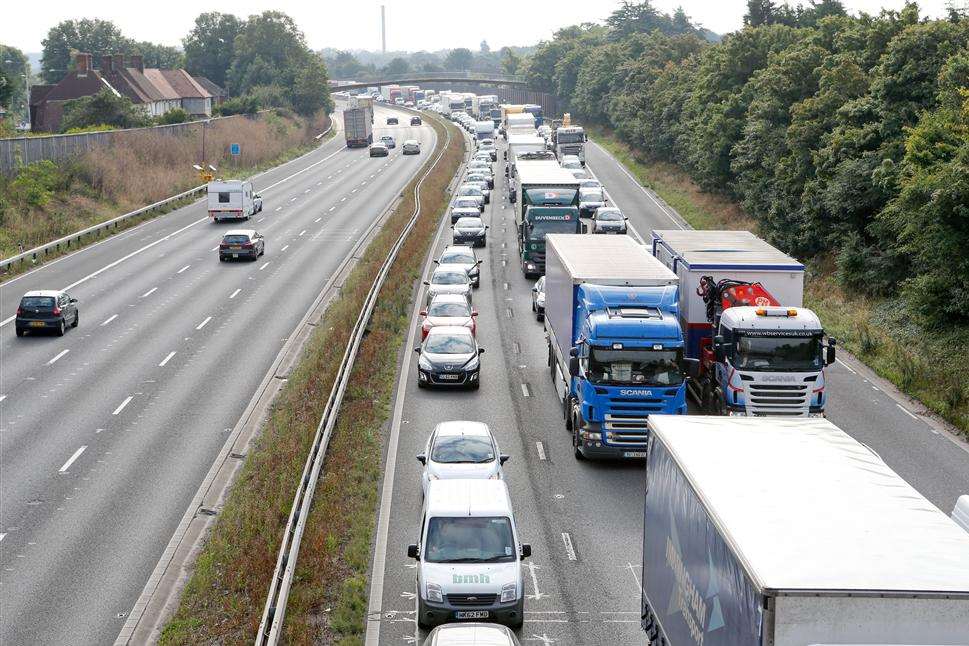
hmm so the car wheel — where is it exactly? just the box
[417,598,432,630]
[15,327,25,337]
[470,379,480,391]
[532,300,536,312]
[72,311,79,328]
[417,380,426,389]
[57,319,66,337]
[537,312,544,322]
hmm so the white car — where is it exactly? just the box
[560,155,583,170]
[403,139,421,155]
[456,184,486,210]
[417,421,508,496]
[578,179,602,191]
[423,623,521,646]
[531,276,545,321]
[578,186,606,217]
[424,264,473,306]
[421,293,477,339]
[591,207,628,234]
[409,480,530,630]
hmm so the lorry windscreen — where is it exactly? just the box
[524,188,578,206]
[528,218,578,237]
[587,347,684,386]
[732,333,822,372]
[557,132,584,144]
[424,517,515,563]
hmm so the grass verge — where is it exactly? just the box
[0,111,332,281]
[590,127,969,435]
[160,113,464,645]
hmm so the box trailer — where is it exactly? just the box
[343,106,373,148]
[642,415,969,646]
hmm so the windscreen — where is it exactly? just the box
[431,435,494,463]
[732,333,822,372]
[428,301,471,318]
[20,296,55,308]
[432,271,468,285]
[440,250,475,265]
[524,188,578,206]
[424,333,474,355]
[557,132,584,144]
[455,218,483,228]
[223,235,250,244]
[424,517,515,563]
[587,347,684,386]
[597,210,623,221]
[528,218,579,237]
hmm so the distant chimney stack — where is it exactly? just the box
[113,54,124,71]
[131,54,143,72]
[102,55,113,72]
[75,52,92,72]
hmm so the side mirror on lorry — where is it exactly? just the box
[683,357,700,379]
[713,335,726,362]
[826,337,837,366]
[568,356,580,377]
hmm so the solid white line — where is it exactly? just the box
[100,314,118,326]
[112,396,133,415]
[229,288,241,299]
[897,403,919,421]
[58,446,87,473]
[259,261,270,271]
[536,441,546,461]
[521,383,530,397]
[47,349,70,365]
[140,287,157,298]
[177,264,190,274]
[158,351,176,367]
[589,140,684,228]
[299,230,306,236]
[195,316,212,330]
[562,532,577,561]
[281,245,290,252]
[835,357,856,374]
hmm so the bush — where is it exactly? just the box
[215,94,260,116]
[63,124,117,134]
[156,108,190,125]
[60,88,152,132]
[10,160,62,207]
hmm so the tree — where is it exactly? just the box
[444,48,473,71]
[606,1,684,40]
[183,12,244,88]
[480,40,491,54]
[291,54,333,117]
[0,44,28,114]
[228,11,309,95]
[59,88,151,131]
[41,19,127,83]
[499,47,522,75]
[132,41,183,69]
[382,57,410,76]
[327,50,364,79]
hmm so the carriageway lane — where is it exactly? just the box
[0,106,434,646]
[584,139,969,515]
[370,153,644,645]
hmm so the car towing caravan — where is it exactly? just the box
[206,180,262,222]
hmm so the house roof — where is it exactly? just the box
[36,71,119,103]
[160,69,211,99]
[29,84,54,106]
[193,76,226,98]
[142,69,181,101]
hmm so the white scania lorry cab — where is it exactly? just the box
[408,479,530,630]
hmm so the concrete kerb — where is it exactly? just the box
[114,143,407,646]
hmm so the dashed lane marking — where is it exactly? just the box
[314,217,322,223]
[158,351,176,367]
[299,230,306,237]
[176,264,190,274]
[275,206,282,212]
[281,245,290,252]
[140,287,157,298]
[196,316,212,330]
[47,349,70,365]
[329,206,336,212]
[112,396,133,415]
[536,441,546,461]
[100,314,118,326]
[229,288,241,299]
[561,533,577,561]
[259,261,270,271]
[58,446,87,473]
[521,383,530,397]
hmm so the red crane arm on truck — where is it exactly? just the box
[695,276,780,373]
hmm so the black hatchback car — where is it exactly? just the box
[15,290,79,337]
[219,229,265,261]
[387,116,399,125]
[415,326,484,390]
[410,116,422,125]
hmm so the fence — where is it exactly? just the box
[0,114,252,177]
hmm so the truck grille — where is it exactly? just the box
[602,393,675,444]
[744,383,811,416]
[447,593,498,606]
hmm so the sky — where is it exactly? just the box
[1,0,956,55]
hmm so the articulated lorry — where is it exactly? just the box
[642,415,969,646]
[522,104,544,127]
[553,125,587,165]
[651,230,835,416]
[515,161,582,277]
[546,235,687,460]
[343,106,373,148]
[477,95,498,120]
[506,112,536,133]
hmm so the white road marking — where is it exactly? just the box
[562,532,577,561]
[299,230,306,236]
[196,316,212,330]
[897,403,919,421]
[58,446,87,473]
[536,441,546,461]
[835,357,856,374]
[281,245,290,252]
[524,561,545,600]
[177,264,190,274]
[0,395,7,403]
[257,217,265,223]
[112,396,133,415]
[259,261,270,271]
[626,562,642,592]
[304,188,311,193]
[326,175,333,179]
[210,246,219,251]
[872,385,880,391]
[329,206,336,212]
[0,533,6,542]
[314,217,322,223]
[47,349,70,365]
[229,288,241,299]
[100,314,118,326]
[317,181,322,186]
[140,287,157,298]
[158,351,176,367]
[275,206,282,212]
[340,196,347,202]
[289,197,297,202]
[521,383,530,397]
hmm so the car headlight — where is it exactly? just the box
[426,582,444,603]
[500,583,518,603]
[419,356,433,371]
[465,356,480,371]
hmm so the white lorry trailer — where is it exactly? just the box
[642,415,969,646]
[207,180,262,222]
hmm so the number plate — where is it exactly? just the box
[623,451,648,458]
[454,611,489,619]
[232,254,239,258]
[29,321,46,327]
[229,246,241,250]
[439,374,460,381]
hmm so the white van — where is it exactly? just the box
[207,180,263,222]
[408,480,530,630]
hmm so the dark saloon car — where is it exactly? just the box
[452,217,488,248]
[219,229,265,261]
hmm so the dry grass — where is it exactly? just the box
[0,111,329,262]
[590,126,968,436]
[160,114,464,645]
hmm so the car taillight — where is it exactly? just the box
[52,307,61,316]
[220,243,229,249]
[241,242,253,249]
[16,307,23,316]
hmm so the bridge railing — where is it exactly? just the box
[330,72,526,88]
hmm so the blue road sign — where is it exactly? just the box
[230,143,241,155]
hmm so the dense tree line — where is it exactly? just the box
[524,0,969,327]
[322,42,534,81]
[38,13,333,120]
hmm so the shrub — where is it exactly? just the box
[157,108,190,125]
[216,94,260,116]
[10,160,61,207]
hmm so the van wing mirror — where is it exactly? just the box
[407,544,419,559]
[713,335,725,362]
[416,453,427,465]
[520,544,531,559]
[499,454,510,465]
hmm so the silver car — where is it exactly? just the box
[417,422,508,497]
[578,186,606,217]
[402,139,421,155]
[456,184,486,210]
[438,244,482,287]
[591,207,628,234]
[423,264,473,306]
[531,276,546,321]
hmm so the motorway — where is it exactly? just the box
[365,133,969,645]
[0,105,434,645]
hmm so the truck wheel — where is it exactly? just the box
[573,428,585,461]
[713,387,727,416]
